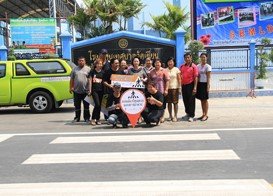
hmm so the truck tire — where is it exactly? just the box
[29,91,53,113]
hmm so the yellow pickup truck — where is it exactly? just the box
[0,59,75,113]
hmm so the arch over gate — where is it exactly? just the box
[70,31,185,67]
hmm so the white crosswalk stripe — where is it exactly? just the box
[13,129,273,195]
[0,134,13,143]
[22,150,240,164]
[0,179,272,195]
[50,133,221,143]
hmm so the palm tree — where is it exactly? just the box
[95,0,120,33]
[84,0,99,25]
[118,0,145,30]
[67,8,93,39]
[143,1,189,40]
[68,0,146,38]
[184,25,191,44]
[143,15,164,37]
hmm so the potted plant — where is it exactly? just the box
[255,38,271,89]
[187,40,204,64]
[7,48,16,61]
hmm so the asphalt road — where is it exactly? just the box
[0,96,273,195]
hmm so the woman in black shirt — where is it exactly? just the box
[89,59,105,125]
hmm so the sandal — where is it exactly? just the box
[201,116,208,121]
[172,117,177,122]
[90,120,96,125]
[197,116,204,120]
[160,118,165,123]
[96,121,101,125]
[167,117,173,121]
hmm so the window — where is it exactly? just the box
[66,60,77,69]
[27,61,66,74]
[15,63,30,76]
[0,64,6,78]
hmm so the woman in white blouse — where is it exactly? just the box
[196,53,211,121]
[165,57,181,122]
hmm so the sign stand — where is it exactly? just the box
[120,89,146,128]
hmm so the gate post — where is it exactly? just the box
[60,33,72,60]
[0,45,7,61]
[175,28,186,67]
[249,40,256,89]
[0,35,7,61]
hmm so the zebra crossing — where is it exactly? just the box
[0,134,13,143]
[1,128,273,195]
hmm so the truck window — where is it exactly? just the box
[27,61,66,74]
[66,60,77,69]
[0,64,5,78]
[15,63,30,76]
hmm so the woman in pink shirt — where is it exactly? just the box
[149,58,170,123]
[179,53,199,122]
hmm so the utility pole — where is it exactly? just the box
[72,2,77,42]
[49,0,57,18]
[5,12,9,47]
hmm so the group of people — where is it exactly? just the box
[69,49,211,128]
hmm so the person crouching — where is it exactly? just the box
[141,82,164,126]
[106,82,129,128]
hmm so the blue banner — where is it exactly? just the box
[195,0,273,45]
[10,18,56,45]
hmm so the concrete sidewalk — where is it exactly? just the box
[182,96,273,129]
[0,96,272,133]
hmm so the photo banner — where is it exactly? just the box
[194,0,273,45]
[10,18,56,54]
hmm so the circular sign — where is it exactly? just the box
[118,38,128,49]
[120,89,146,114]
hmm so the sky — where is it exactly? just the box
[75,0,191,30]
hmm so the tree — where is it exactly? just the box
[95,0,120,34]
[184,26,191,44]
[256,38,271,79]
[67,8,93,39]
[89,26,109,38]
[143,1,189,40]
[84,0,99,25]
[144,15,164,37]
[68,0,146,38]
[117,0,145,30]
[187,40,204,64]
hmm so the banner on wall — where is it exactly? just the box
[194,0,273,45]
[10,18,56,55]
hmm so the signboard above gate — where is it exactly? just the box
[71,32,176,66]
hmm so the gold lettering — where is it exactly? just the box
[86,50,161,62]
[88,50,92,61]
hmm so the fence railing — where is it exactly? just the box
[204,44,273,70]
[205,45,250,70]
